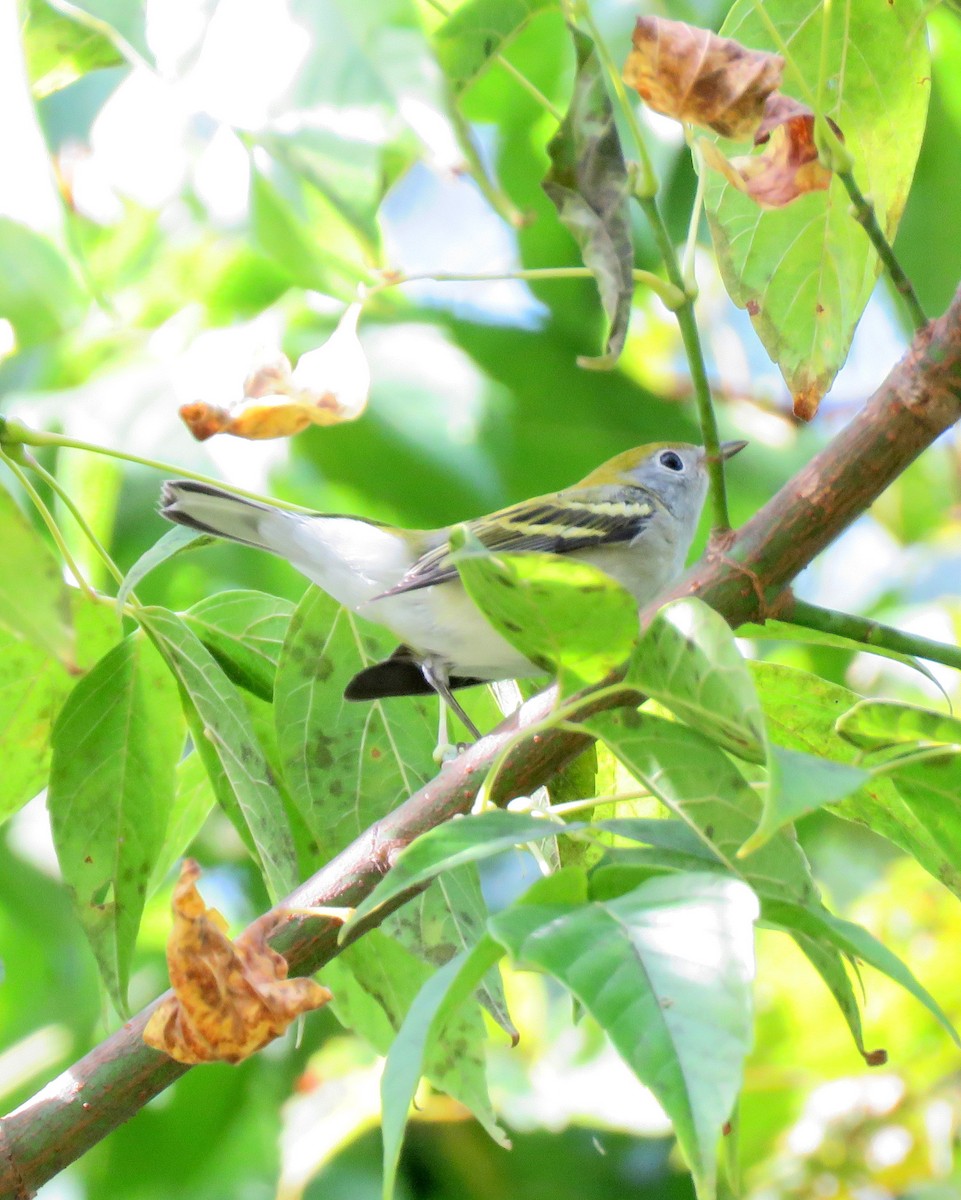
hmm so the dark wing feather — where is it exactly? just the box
[378,487,656,598]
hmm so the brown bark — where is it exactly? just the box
[3,287,961,1197]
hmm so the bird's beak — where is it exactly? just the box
[720,440,748,460]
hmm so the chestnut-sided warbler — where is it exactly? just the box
[161,441,745,733]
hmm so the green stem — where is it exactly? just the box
[836,169,928,332]
[638,194,730,530]
[24,453,126,588]
[572,2,730,527]
[0,450,96,602]
[368,265,684,309]
[0,419,314,514]
[784,597,961,673]
[574,1,657,196]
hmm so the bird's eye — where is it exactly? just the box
[659,450,684,472]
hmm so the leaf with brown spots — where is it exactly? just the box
[144,859,331,1064]
[623,16,783,139]
[700,94,836,210]
[180,304,369,442]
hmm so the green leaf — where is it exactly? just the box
[0,591,120,824]
[542,26,634,369]
[148,751,216,895]
[585,710,815,903]
[48,634,183,1011]
[740,746,870,856]
[452,536,638,695]
[0,218,88,348]
[379,937,509,1200]
[274,587,437,862]
[630,598,766,763]
[739,617,944,693]
[435,0,557,93]
[490,873,759,1198]
[47,0,155,66]
[183,590,295,702]
[704,0,930,414]
[763,900,959,1046]
[116,525,212,612]
[791,932,875,1065]
[346,810,575,931]
[836,699,961,752]
[274,586,491,996]
[140,606,297,899]
[752,663,961,897]
[0,478,74,663]
[22,0,123,96]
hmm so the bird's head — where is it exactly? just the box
[577,440,747,524]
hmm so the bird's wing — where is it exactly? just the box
[377,488,656,597]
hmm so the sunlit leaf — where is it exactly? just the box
[141,606,298,900]
[452,535,638,695]
[753,663,961,897]
[630,597,766,762]
[0,591,119,824]
[836,699,961,752]
[763,899,959,1046]
[703,0,930,417]
[490,873,759,1198]
[435,0,557,93]
[0,218,88,347]
[380,937,509,1200]
[117,525,212,612]
[184,590,294,702]
[48,633,183,1011]
[0,476,73,662]
[740,745,869,855]
[22,0,122,96]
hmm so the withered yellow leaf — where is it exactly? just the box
[623,16,783,140]
[179,303,369,442]
[144,859,331,1064]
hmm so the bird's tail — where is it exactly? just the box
[160,480,415,610]
[160,480,293,553]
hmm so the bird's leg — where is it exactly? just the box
[422,659,481,747]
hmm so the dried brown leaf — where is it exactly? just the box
[143,859,331,1064]
[700,94,837,211]
[623,16,783,139]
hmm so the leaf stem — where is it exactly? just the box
[0,449,97,602]
[783,597,961,674]
[573,1,657,195]
[836,169,928,332]
[23,453,126,588]
[573,2,731,528]
[367,265,685,309]
[0,419,314,514]
[637,193,731,530]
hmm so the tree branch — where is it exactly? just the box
[4,285,961,1197]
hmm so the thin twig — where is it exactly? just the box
[781,597,961,674]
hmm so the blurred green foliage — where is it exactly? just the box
[2,1,961,1198]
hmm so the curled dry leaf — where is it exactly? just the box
[179,303,370,441]
[623,16,783,139]
[700,94,836,210]
[143,859,331,1064]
